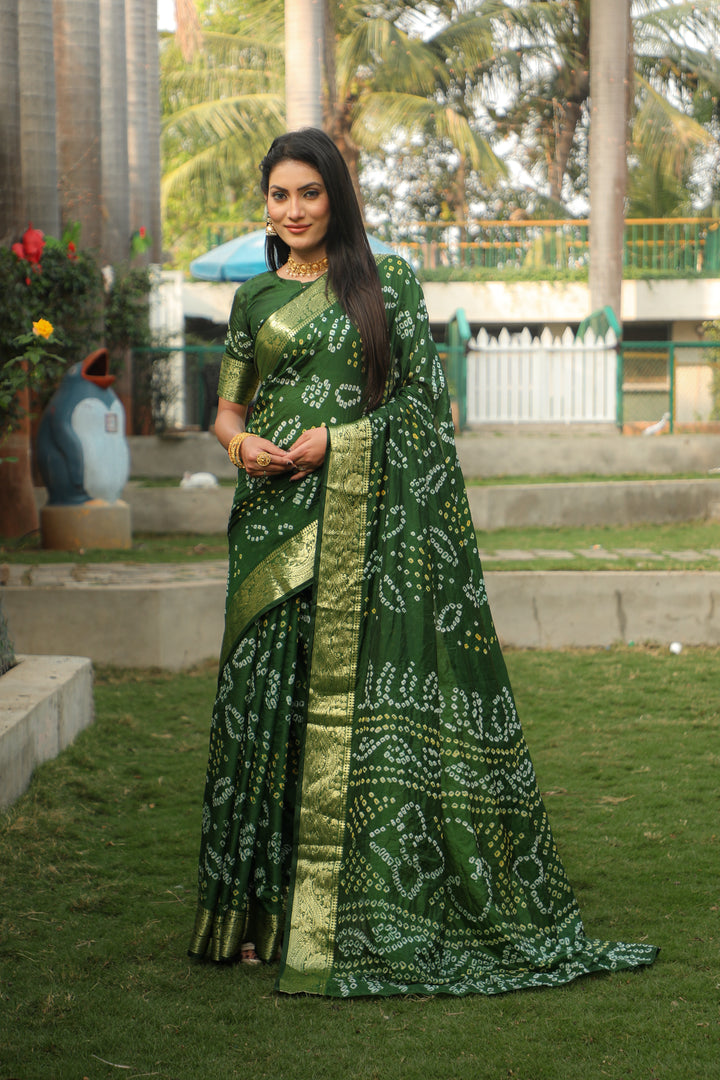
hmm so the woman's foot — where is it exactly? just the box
[240,942,262,965]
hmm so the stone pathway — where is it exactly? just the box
[3,545,720,589]
[477,547,720,564]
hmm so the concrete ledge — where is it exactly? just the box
[2,581,226,670]
[485,570,720,648]
[128,433,235,480]
[34,477,720,533]
[0,655,94,808]
[126,430,720,481]
[4,571,720,668]
[124,484,233,533]
[456,430,720,478]
[467,478,720,530]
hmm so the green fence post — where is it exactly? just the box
[668,342,675,433]
[444,309,471,430]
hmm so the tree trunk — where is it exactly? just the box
[0,384,39,540]
[285,0,324,130]
[145,0,163,263]
[53,0,103,251]
[322,0,363,210]
[549,98,584,205]
[588,0,629,321]
[99,0,130,264]
[19,0,60,237]
[0,0,25,245]
[126,0,151,249]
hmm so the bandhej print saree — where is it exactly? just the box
[189,255,658,997]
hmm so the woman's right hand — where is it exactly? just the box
[216,398,294,479]
[239,434,295,478]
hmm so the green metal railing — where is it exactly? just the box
[206,217,720,276]
[617,339,720,432]
[437,309,471,429]
[132,345,225,433]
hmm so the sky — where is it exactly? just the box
[157,0,176,31]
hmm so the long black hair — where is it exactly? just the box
[260,129,390,410]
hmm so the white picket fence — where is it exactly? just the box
[465,326,618,424]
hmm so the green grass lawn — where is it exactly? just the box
[3,518,720,570]
[2,647,718,1080]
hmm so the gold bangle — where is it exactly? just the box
[228,431,252,469]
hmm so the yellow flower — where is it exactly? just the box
[32,318,54,339]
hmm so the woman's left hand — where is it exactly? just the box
[287,425,328,481]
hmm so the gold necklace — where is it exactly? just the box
[284,254,329,279]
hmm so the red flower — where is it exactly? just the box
[139,226,146,238]
[67,240,77,261]
[12,224,45,271]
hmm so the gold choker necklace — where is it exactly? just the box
[285,255,329,278]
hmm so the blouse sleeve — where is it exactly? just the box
[217,286,261,405]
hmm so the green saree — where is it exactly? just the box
[189,255,658,996]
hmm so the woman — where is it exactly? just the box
[189,129,657,997]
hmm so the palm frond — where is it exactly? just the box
[352,91,504,179]
[337,17,450,99]
[632,76,714,178]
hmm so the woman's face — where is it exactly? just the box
[266,159,331,263]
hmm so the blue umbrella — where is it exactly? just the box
[189,228,395,282]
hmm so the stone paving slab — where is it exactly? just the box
[614,548,664,560]
[3,561,228,587]
[4,544,720,594]
[662,550,705,562]
[576,547,620,560]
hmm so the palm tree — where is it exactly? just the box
[146,0,163,263]
[486,0,719,207]
[0,0,24,246]
[327,0,502,210]
[160,0,501,236]
[126,0,152,257]
[53,0,103,251]
[161,0,286,205]
[588,0,630,319]
[100,0,131,264]
[285,0,324,130]
[19,0,60,238]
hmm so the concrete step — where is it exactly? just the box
[466,478,720,530]
[3,565,719,668]
[126,430,720,481]
[0,655,94,808]
[36,477,720,533]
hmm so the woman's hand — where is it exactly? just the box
[240,434,295,478]
[287,425,328,481]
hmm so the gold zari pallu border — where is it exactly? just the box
[220,521,318,669]
[278,417,372,995]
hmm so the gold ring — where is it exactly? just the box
[256,451,272,467]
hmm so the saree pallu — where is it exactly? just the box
[190,256,658,995]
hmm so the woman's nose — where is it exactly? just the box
[287,196,305,219]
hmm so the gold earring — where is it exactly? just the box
[266,218,276,236]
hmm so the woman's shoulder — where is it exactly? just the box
[231,269,279,303]
[373,252,422,290]
[373,253,424,304]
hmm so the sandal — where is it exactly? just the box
[240,942,262,966]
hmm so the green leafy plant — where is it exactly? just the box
[0,229,104,441]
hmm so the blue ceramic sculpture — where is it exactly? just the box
[37,349,130,505]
